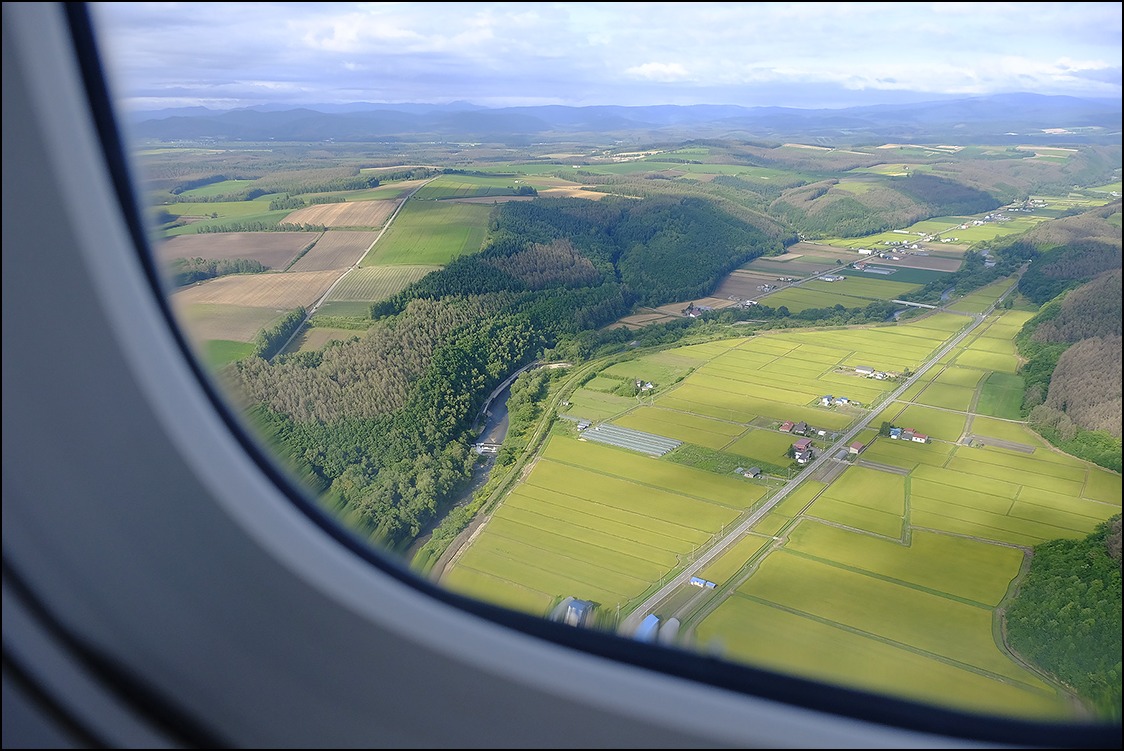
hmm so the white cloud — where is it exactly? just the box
[625,62,690,82]
[89,1,1123,109]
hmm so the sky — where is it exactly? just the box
[89,2,1123,113]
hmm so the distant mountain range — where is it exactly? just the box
[123,93,1122,145]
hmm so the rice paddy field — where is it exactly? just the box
[442,303,1121,721]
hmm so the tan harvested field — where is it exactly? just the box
[172,303,289,343]
[288,231,379,272]
[615,311,681,328]
[715,269,796,300]
[860,255,964,272]
[654,296,738,317]
[786,243,857,260]
[172,269,341,309]
[154,232,318,269]
[284,199,400,228]
[538,186,609,200]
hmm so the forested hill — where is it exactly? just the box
[375,195,788,317]
[235,194,782,551]
[1020,270,1123,456]
[1009,203,1123,470]
[769,172,1002,239]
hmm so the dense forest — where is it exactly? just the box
[1000,202,1124,471]
[1005,514,1122,720]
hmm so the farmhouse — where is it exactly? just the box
[793,437,813,453]
[849,441,864,455]
[889,427,903,439]
[794,449,813,465]
[820,395,833,406]
[793,421,809,435]
[744,466,762,478]
[899,428,929,443]
[779,420,795,433]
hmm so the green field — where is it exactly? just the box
[176,179,258,198]
[199,339,256,369]
[161,201,294,236]
[313,300,378,317]
[914,382,975,411]
[446,303,1119,722]
[612,407,745,450]
[695,548,1069,718]
[976,372,1026,419]
[758,286,876,313]
[360,200,491,265]
[443,435,750,614]
[724,428,801,465]
[802,276,922,300]
[843,266,952,284]
[411,174,535,200]
[695,595,1069,718]
[563,388,637,422]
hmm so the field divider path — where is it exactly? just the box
[619,276,1023,637]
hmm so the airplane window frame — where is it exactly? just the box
[3,2,1119,747]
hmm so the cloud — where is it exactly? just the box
[89,1,1122,110]
[625,62,690,82]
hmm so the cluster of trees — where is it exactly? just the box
[196,221,326,233]
[169,174,230,195]
[251,307,306,360]
[250,166,381,197]
[1005,514,1122,720]
[483,238,602,290]
[167,256,266,287]
[701,299,898,328]
[269,195,306,211]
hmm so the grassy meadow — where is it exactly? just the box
[360,200,492,265]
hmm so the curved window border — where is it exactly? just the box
[2,3,1118,747]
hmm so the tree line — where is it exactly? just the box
[168,256,267,286]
